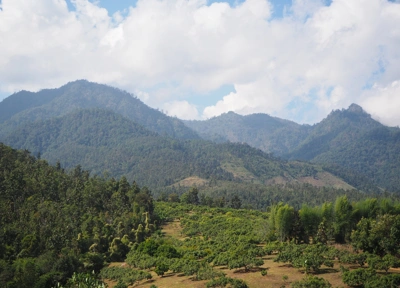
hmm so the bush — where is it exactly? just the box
[364,274,400,288]
[58,272,107,288]
[342,268,376,287]
[114,280,128,288]
[206,276,248,288]
[154,262,169,277]
[99,266,152,285]
[291,276,332,288]
[261,269,268,276]
[193,265,225,281]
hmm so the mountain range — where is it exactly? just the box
[0,80,398,198]
[185,103,400,192]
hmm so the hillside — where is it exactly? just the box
[285,104,400,191]
[0,142,157,287]
[184,104,400,192]
[1,142,399,288]
[1,80,392,194]
[0,80,199,140]
[184,111,311,156]
[1,108,356,193]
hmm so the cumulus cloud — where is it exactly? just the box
[163,100,200,120]
[361,81,400,127]
[0,0,399,125]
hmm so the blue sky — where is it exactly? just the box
[1,0,400,125]
[65,0,294,18]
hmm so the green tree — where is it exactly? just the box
[299,205,321,242]
[342,268,376,287]
[182,187,199,205]
[351,214,400,256]
[230,195,242,209]
[275,204,295,241]
[334,196,353,243]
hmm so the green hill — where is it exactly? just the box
[185,104,400,192]
[285,104,400,191]
[1,81,390,194]
[0,80,199,140]
[184,111,311,155]
[2,108,355,192]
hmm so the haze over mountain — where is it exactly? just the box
[184,112,312,156]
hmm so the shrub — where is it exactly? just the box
[206,276,248,288]
[291,276,332,288]
[342,268,376,287]
[99,266,152,285]
[261,269,268,276]
[114,280,128,288]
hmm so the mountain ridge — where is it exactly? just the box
[1,107,358,192]
[0,80,199,140]
[185,103,400,192]
[0,80,394,193]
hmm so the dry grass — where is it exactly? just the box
[221,161,262,184]
[266,172,354,190]
[160,219,186,240]
[105,256,351,288]
[172,176,209,188]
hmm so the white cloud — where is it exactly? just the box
[163,100,199,120]
[0,0,399,125]
[361,80,400,127]
[203,0,400,123]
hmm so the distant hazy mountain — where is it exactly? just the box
[184,112,311,155]
[0,80,199,140]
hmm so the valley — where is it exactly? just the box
[1,81,400,288]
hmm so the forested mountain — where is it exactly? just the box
[285,104,400,191]
[0,80,394,195]
[185,104,400,192]
[184,112,311,155]
[0,80,199,140]
[1,109,354,192]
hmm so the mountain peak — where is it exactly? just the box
[347,103,365,114]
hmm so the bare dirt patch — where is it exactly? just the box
[160,219,185,240]
[172,176,209,188]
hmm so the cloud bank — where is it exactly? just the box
[0,0,399,125]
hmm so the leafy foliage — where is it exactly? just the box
[275,244,335,274]
[291,275,332,288]
[0,144,156,287]
[99,266,151,285]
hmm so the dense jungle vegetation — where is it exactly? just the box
[1,143,400,288]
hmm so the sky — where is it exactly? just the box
[0,0,400,126]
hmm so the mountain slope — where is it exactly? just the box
[184,112,311,155]
[2,108,354,191]
[0,80,199,140]
[285,104,400,191]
